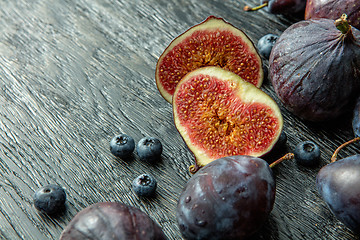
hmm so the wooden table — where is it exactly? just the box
[0,0,358,239]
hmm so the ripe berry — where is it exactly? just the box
[136,137,163,162]
[294,140,320,167]
[257,34,279,59]
[33,184,66,215]
[132,174,157,197]
[110,134,135,158]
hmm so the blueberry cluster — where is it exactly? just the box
[110,134,163,162]
[110,134,163,197]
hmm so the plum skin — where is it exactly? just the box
[316,155,360,232]
[59,202,167,240]
[176,155,275,240]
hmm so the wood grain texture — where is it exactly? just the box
[0,0,358,239]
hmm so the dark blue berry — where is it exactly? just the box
[294,140,320,167]
[132,174,157,197]
[110,134,135,158]
[33,184,66,215]
[136,137,163,162]
[257,34,279,59]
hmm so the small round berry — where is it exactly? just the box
[33,184,66,215]
[132,174,157,197]
[110,134,135,158]
[274,131,287,149]
[294,140,321,167]
[257,34,279,59]
[136,137,163,162]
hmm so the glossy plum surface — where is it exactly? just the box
[59,202,167,240]
[261,0,306,14]
[352,97,360,138]
[176,155,275,240]
[316,155,360,232]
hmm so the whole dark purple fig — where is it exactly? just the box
[305,0,360,29]
[176,155,276,240]
[59,202,167,240]
[269,14,360,122]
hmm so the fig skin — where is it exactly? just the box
[269,16,360,122]
[305,0,360,29]
[173,67,283,169]
[59,202,167,240]
[156,16,263,103]
[176,155,276,240]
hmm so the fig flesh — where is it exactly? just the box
[305,0,360,29]
[269,15,360,122]
[173,66,283,169]
[59,202,167,240]
[176,155,276,240]
[156,16,263,103]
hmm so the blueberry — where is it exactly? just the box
[257,34,279,59]
[136,137,163,162]
[294,140,321,167]
[132,174,157,197]
[33,184,66,215]
[110,134,135,158]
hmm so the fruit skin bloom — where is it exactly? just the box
[110,134,135,158]
[136,137,163,162]
[33,184,66,215]
[132,174,157,197]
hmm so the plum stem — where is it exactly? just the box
[189,164,200,174]
[243,2,268,12]
[331,137,360,163]
[269,153,294,168]
[335,14,351,35]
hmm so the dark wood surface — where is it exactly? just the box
[0,0,359,239]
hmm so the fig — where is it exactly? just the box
[317,137,360,232]
[269,14,360,122]
[173,66,283,171]
[59,202,167,240]
[305,0,360,29]
[155,16,263,103]
[244,0,306,15]
[176,153,294,240]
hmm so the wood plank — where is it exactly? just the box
[0,0,358,239]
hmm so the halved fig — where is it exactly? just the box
[156,16,263,103]
[173,66,283,170]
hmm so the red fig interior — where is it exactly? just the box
[173,66,283,167]
[156,16,263,103]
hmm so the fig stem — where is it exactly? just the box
[331,137,360,163]
[335,14,351,35]
[269,153,294,168]
[243,2,268,12]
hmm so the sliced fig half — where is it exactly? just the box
[173,66,283,170]
[156,16,263,103]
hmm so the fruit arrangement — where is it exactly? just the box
[35,6,360,240]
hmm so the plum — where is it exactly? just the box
[176,155,277,239]
[59,202,167,240]
[317,154,360,232]
[352,96,360,138]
